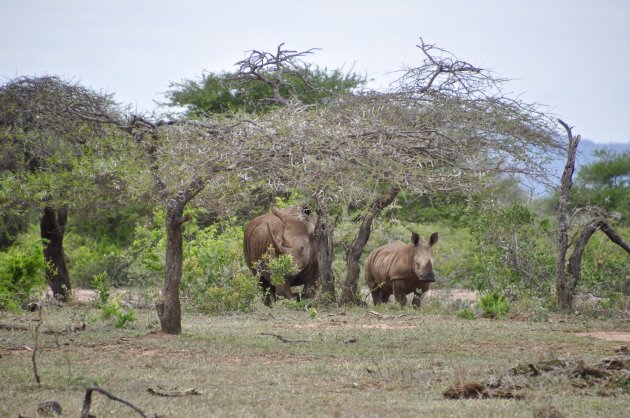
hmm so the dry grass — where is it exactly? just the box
[1,300,629,417]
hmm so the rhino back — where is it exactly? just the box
[365,241,413,285]
[243,213,282,269]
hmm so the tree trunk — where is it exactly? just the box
[155,178,204,335]
[555,120,580,311]
[156,202,186,335]
[40,207,71,301]
[314,189,336,302]
[340,187,399,305]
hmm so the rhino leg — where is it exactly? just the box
[412,290,423,309]
[370,287,388,305]
[393,281,407,307]
[301,283,318,299]
[259,276,276,306]
[276,281,300,301]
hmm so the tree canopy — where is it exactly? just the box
[163,46,366,116]
[573,149,630,223]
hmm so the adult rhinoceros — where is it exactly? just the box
[364,232,438,308]
[243,204,319,305]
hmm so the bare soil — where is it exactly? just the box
[576,332,630,342]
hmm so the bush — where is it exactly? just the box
[577,230,630,297]
[91,271,111,307]
[200,271,260,313]
[0,229,46,310]
[100,298,136,328]
[478,291,510,318]
[179,212,262,313]
[468,204,555,297]
[455,307,476,320]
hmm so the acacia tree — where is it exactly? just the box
[67,103,266,333]
[332,38,562,304]
[0,76,130,301]
[219,40,562,304]
[163,43,365,116]
[555,120,630,310]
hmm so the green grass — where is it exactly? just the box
[1,301,629,417]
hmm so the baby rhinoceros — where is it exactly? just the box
[364,232,438,308]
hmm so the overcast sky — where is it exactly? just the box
[2,0,629,143]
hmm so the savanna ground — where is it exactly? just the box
[1,289,629,418]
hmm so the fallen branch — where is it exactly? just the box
[260,332,308,343]
[81,386,149,418]
[147,386,202,397]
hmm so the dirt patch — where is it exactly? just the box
[427,289,479,302]
[576,332,630,342]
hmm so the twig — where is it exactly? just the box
[80,386,150,418]
[31,306,43,384]
[528,363,540,376]
[260,332,308,343]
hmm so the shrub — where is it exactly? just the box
[100,298,136,328]
[201,271,260,313]
[252,248,299,287]
[0,230,46,310]
[181,214,264,313]
[577,230,630,297]
[478,291,510,318]
[455,307,476,320]
[468,204,555,297]
[91,271,111,307]
[65,232,133,288]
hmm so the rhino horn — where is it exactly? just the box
[266,222,284,255]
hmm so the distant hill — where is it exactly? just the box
[531,140,630,196]
[572,139,630,167]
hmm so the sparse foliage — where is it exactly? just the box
[478,291,510,318]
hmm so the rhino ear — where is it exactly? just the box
[429,232,439,247]
[271,206,284,221]
[411,232,420,247]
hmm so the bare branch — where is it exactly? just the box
[80,386,149,418]
[233,43,321,105]
[31,306,43,385]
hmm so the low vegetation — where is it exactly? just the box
[1,303,628,417]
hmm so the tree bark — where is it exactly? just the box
[314,189,336,302]
[555,120,580,311]
[40,206,71,301]
[340,187,399,305]
[155,179,204,335]
[156,203,185,334]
